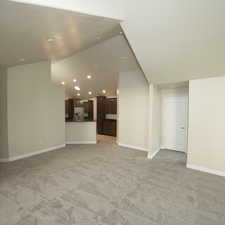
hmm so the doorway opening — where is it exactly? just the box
[96,96,117,144]
[155,82,189,163]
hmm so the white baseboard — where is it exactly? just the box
[187,164,225,178]
[0,144,66,162]
[161,146,186,153]
[147,149,160,159]
[118,143,148,152]
[66,141,97,144]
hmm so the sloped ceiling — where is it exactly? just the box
[0,0,120,67]
[52,35,139,99]
[11,0,225,84]
[121,0,225,83]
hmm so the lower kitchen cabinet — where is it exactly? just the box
[103,119,117,137]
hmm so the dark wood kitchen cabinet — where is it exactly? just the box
[103,119,117,136]
[65,99,74,120]
[97,96,117,136]
[83,102,88,113]
[105,98,117,114]
[83,100,93,120]
[97,96,106,134]
[88,100,94,121]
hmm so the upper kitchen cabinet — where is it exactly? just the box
[105,98,117,114]
[65,98,74,120]
[83,100,94,121]
[97,96,106,134]
[83,101,89,113]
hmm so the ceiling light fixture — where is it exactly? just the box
[61,81,65,85]
[73,79,77,83]
[88,91,92,95]
[74,86,80,91]
[102,89,106,94]
[47,36,56,42]
[77,93,80,96]
[87,75,92,79]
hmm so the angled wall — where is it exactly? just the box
[0,67,9,160]
[5,61,65,160]
[187,76,225,176]
[148,84,161,158]
[118,70,149,151]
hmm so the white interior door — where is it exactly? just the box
[161,89,188,152]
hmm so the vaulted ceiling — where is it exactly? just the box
[11,0,225,84]
[0,0,120,67]
[0,0,141,100]
[52,35,139,99]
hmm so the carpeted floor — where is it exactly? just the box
[0,144,225,225]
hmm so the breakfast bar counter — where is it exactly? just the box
[65,121,97,144]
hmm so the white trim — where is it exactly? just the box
[66,141,97,144]
[160,146,186,152]
[187,164,225,178]
[118,143,148,152]
[0,144,66,162]
[0,158,10,163]
[147,149,160,159]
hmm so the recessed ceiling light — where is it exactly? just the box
[88,91,92,95]
[61,81,65,85]
[87,75,92,79]
[102,89,106,94]
[19,58,25,62]
[120,31,123,34]
[74,86,80,91]
[77,93,80,96]
[73,79,77,83]
[47,36,56,42]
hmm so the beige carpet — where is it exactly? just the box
[0,144,225,225]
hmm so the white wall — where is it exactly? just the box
[188,77,225,174]
[148,84,161,158]
[66,122,97,144]
[0,67,9,159]
[7,61,65,159]
[118,70,149,151]
[160,87,189,152]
